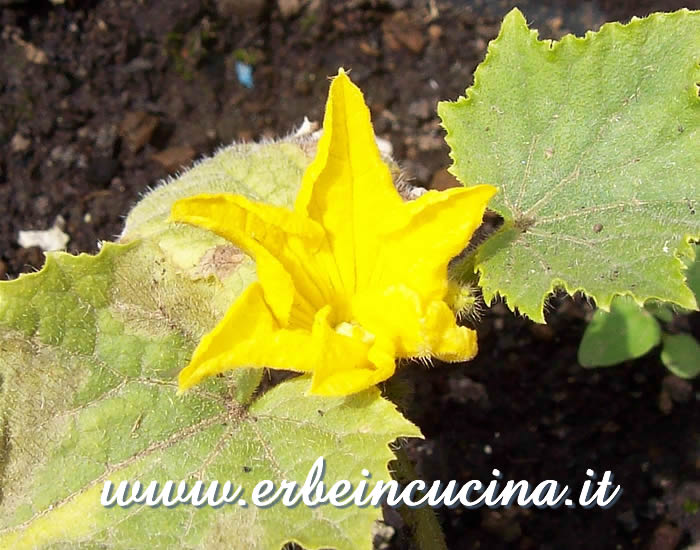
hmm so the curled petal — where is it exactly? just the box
[351,284,424,356]
[352,284,477,361]
[171,193,324,326]
[309,306,396,396]
[422,300,478,362]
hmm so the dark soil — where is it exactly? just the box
[1,1,698,549]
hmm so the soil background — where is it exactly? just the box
[1,1,698,549]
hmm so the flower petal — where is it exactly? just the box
[309,306,396,396]
[352,284,424,356]
[422,300,478,362]
[178,282,319,392]
[171,193,326,326]
[372,185,497,303]
[352,284,477,361]
[295,69,404,297]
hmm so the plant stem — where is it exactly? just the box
[391,445,448,550]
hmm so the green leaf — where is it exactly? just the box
[661,333,700,378]
[578,295,661,367]
[644,300,675,323]
[0,139,420,549]
[685,244,700,299]
[440,8,700,322]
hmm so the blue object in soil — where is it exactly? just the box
[235,62,254,89]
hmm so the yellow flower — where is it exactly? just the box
[171,69,496,396]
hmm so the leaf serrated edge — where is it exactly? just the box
[0,241,136,296]
[476,232,698,324]
[439,8,700,189]
[438,8,700,322]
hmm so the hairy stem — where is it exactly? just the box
[391,445,448,550]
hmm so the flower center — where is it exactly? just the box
[335,321,375,345]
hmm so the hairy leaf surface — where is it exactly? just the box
[0,140,419,550]
[440,9,700,321]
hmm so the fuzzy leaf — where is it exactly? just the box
[644,301,675,323]
[0,140,420,549]
[440,9,700,322]
[578,295,661,367]
[122,141,312,276]
[661,333,700,378]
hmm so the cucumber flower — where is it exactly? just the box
[171,69,496,396]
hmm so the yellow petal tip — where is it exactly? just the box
[169,198,190,223]
[331,67,356,91]
[177,367,196,395]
